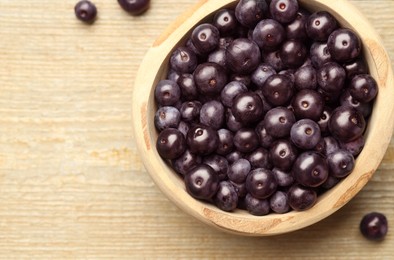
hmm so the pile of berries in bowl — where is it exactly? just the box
[132,0,394,235]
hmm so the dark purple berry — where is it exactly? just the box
[155,80,181,106]
[339,90,372,118]
[185,38,205,57]
[294,65,317,90]
[208,48,227,68]
[226,38,260,74]
[246,168,277,199]
[314,138,326,154]
[270,191,290,213]
[328,28,362,63]
[310,42,332,68]
[255,120,275,148]
[246,147,271,169]
[170,47,198,74]
[340,136,365,157]
[167,69,181,83]
[254,90,274,114]
[349,74,378,103]
[305,11,337,42]
[318,87,342,105]
[216,129,234,155]
[177,121,190,138]
[291,89,324,121]
[290,119,321,150]
[245,193,270,216]
[264,107,296,138]
[200,100,225,130]
[329,105,366,142]
[225,108,243,132]
[317,106,332,136]
[321,175,340,190]
[219,37,234,49]
[272,167,294,187]
[252,19,285,50]
[288,184,317,211]
[360,212,388,241]
[177,74,198,101]
[187,125,219,156]
[156,128,186,160]
[191,23,220,54]
[251,64,276,89]
[270,139,298,171]
[279,40,308,69]
[117,0,150,15]
[228,158,251,184]
[154,106,180,131]
[213,9,238,36]
[221,81,248,108]
[269,0,299,24]
[180,101,201,122]
[262,50,285,71]
[327,149,355,178]
[232,92,264,125]
[234,128,259,153]
[172,150,202,176]
[231,181,247,198]
[286,9,310,41]
[203,154,229,181]
[235,0,268,28]
[230,73,252,87]
[278,69,295,83]
[317,62,346,94]
[75,1,97,23]
[292,151,329,187]
[323,136,340,156]
[343,58,368,80]
[194,62,228,96]
[214,181,239,211]
[184,164,219,200]
[226,150,244,164]
[262,74,294,106]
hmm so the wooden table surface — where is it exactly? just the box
[0,0,393,259]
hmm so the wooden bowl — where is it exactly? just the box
[132,0,394,236]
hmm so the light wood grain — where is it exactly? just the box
[0,0,394,258]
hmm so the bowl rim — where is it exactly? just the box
[132,0,394,236]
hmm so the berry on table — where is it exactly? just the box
[360,212,388,241]
[117,0,150,15]
[75,1,97,23]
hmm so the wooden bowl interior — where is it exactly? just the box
[132,0,394,235]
